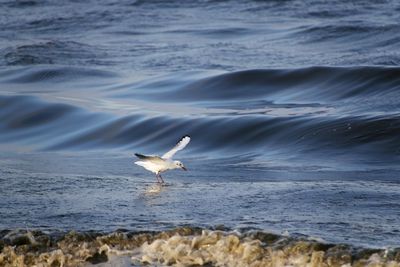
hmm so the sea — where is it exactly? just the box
[0,0,400,266]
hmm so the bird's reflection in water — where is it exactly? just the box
[144,183,165,195]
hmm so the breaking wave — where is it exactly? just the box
[1,227,399,267]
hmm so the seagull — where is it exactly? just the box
[134,135,190,183]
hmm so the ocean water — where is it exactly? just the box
[1,0,400,264]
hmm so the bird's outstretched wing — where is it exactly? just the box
[134,153,165,163]
[162,135,191,159]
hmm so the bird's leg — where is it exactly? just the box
[155,173,161,183]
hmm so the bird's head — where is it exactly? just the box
[173,160,187,171]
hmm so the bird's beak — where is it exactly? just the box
[182,166,187,171]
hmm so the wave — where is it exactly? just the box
[0,66,399,169]
[0,65,116,84]
[1,41,112,67]
[294,24,399,43]
[1,227,399,266]
[127,67,400,103]
[1,94,399,158]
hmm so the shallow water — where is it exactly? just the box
[1,0,400,260]
[1,152,399,249]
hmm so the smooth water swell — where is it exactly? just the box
[0,66,399,170]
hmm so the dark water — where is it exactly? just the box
[1,0,400,249]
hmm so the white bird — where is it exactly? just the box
[134,135,190,183]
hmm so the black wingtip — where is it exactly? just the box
[134,153,145,159]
